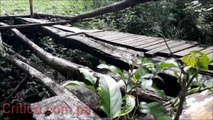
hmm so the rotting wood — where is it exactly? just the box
[0,0,158,30]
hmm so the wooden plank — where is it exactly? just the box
[145,41,186,56]
[134,38,168,49]
[131,37,162,47]
[114,36,148,45]
[100,33,133,41]
[161,43,197,55]
[88,31,118,37]
[144,40,176,50]
[174,46,204,57]
[112,35,147,43]
[201,47,213,54]
[108,34,141,42]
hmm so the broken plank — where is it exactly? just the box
[174,46,204,57]
[112,35,147,43]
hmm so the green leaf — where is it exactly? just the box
[80,68,97,84]
[181,51,211,71]
[118,95,136,117]
[98,75,122,119]
[63,81,96,91]
[139,102,167,119]
[133,66,148,83]
[159,62,176,70]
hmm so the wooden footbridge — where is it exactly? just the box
[16,17,213,70]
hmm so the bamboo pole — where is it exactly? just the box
[29,0,33,17]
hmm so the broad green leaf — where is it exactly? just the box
[139,102,167,119]
[63,81,96,91]
[118,95,136,117]
[98,75,122,119]
[181,51,211,71]
[80,68,97,84]
[159,62,176,70]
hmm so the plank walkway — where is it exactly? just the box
[18,18,213,70]
[86,31,213,69]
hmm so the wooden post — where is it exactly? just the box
[29,0,33,17]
